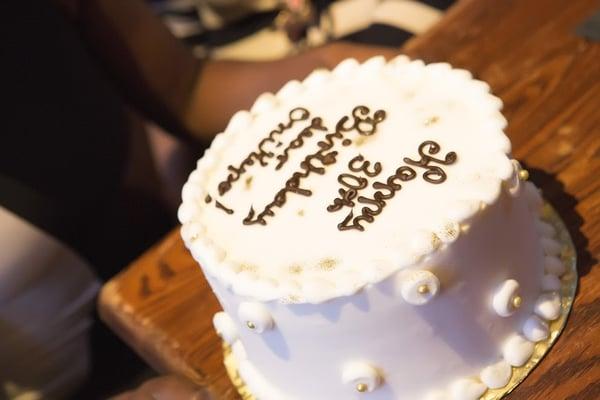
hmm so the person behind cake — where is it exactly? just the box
[0,0,398,398]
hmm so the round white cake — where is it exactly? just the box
[178,56,566,400]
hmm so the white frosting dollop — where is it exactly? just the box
[341,361,382,393]
[534,292,561,321]
[492,279,521,317]
[541,274,562,292]
[502,334,534,367]
[504,160,523,197]
[541,238,561,257]
[213,312,239,345]
[544,255,566,276]
[480,360,512,389]
[251,92,278,113]
[523,315,550,342]
[535,220,556,238]
[238,302,274,333]
[396,269,440,305]
[449,377,487,400]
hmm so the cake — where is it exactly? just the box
[178,56,567,400]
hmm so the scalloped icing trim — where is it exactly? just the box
[179,56,517,304]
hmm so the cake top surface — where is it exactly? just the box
[179,56,514,303]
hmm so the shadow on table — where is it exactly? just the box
[526,165,596,280]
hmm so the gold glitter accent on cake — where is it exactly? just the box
[355,135,370,147]
[424,116,440,126]
[512,295,523,309]
[518,169,529,181]
[540,203,554,220]
[431,233,442,250]
[245,176,253,190]
[297,209,305,217]
[279,294,301,304]
[238,264,257,273]
[224,200,577,400]
[246,321,256,330]
[561,246,574,260]
[442,222,459,241]
[356,383,368,393]
[417,285,430,295]
[289,265,303,275]
[318,258,337,271]
[319,258,337,271]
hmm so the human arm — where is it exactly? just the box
[51,0,398,141]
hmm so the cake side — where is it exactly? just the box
[208,179,563,400]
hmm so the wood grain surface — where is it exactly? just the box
[99,0,600,398]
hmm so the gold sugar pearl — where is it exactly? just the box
[246,321,256,330]
[356,383,368,393]
[417,284,430,295]
[424,116,439,126]
[518,169,530,181]
[512,295,523,309]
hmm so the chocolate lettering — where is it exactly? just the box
[275,118,327,170]
[211,103,456,233]
[215,200,234,215]
[403,140,457,184]
[333,141,455,232]
[348,154,382,177]
[218,107,310,195]
[327,188,358,212]
[338,173,368,190]
[243,106,386,226]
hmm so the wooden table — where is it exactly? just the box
[99,0,600,398]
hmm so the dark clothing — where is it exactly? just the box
[0,0,171,280]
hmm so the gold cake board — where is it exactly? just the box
[223,202,578,400]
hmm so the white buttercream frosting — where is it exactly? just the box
[534,292,561,321]
[544,255,566,276]
[181,57,554,400]
[238,301,274,333]
[449,378,487,400]
[396,269,440,305]
[341,361,383,393]
[502,335,535,367]
[179,56,515,303]
[523,315,550,342]
[479,360,512,389]
[213,311,239,345]
[492,279,521,317]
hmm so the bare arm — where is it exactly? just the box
[51,0,398,141]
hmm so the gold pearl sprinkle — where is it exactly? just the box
[356,383,368,393]
[417,284,430,295]
[246,321,256,330]
[424,116,439,126]
[512,295,523,309]
[518,169,530,181]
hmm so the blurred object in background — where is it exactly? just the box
[150,0,454,61]
[275,0,321,45]
[146,0,454,209]
[0,207,99,400]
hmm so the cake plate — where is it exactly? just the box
[223,201,578,400]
